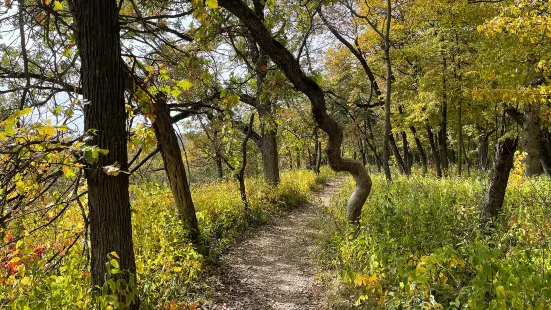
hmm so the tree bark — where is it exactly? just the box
[260,129,280,185]
[480,135,518,227]
[152,95,200,244]
[523,103,543,176]
[72,0,137,304]
[219,0,371,221]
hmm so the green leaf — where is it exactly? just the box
[109,259,119,269]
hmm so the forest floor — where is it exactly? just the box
[201,177,346,310]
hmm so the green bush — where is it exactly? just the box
[1,169,331,309]
[321,173,551,309]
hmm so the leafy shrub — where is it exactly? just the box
[321,173,551,309]
[1,169,329,308]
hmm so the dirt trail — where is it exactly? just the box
[202,177,346,310]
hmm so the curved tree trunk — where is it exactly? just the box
[72,0,137,304]
[152,95,200,244]
[219,0,371,221]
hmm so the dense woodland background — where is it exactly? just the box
[0,0,551,308]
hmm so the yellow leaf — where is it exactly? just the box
[53,0,62,10]
[42,125,57,136]
[62,165,76,178]
[206,0,218,9]
[6,191,18,200]
[9,257,21,264]
[177,79,193,90]
[20,277,32,285]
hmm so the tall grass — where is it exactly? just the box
[1,168,334,309]
[320,172,551,309]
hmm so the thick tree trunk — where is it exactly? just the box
[152,96,200,243]
[219,0,371,221]
[426,124,442,178]
[523,103,543,176]
[480,135,518,227]
[73,0,137,303]
[410,126,428,175]
[261,130,280,185]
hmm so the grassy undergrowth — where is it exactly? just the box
[319,170,551,309]
[1,168,335,309]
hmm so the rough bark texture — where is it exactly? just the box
[261,130,280,185]
[152,96,200,243]
[219,0,371,221]
[72,0,137,302]
[480,135,518,227]
[523,103,543,176]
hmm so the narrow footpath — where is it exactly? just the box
[202,177,346,310]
